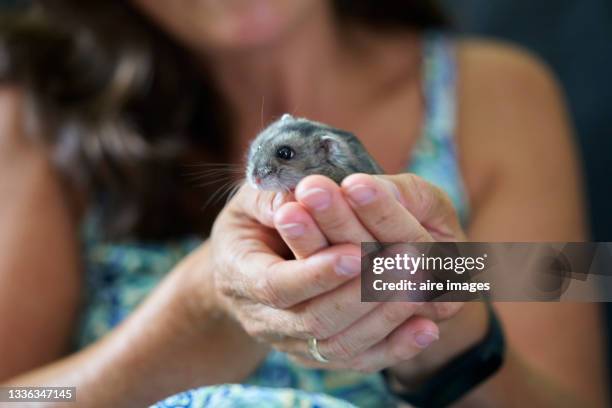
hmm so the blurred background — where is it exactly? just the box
[441,0,612,243]
[439,1,612,386]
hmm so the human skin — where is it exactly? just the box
[0,0,607,406]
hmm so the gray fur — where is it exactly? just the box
[246,114,383,191]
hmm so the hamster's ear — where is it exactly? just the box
[281,113,293,122]
[320,134,346,157]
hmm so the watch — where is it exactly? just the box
[383,301,505,408]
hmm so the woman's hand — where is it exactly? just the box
[271,173,486,376]
[209,185,366,359]
[211,172,485,375]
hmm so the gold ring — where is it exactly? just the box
[307,337,329,363]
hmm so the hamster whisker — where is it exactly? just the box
[182,163,243,174]
[225,178,245,204]
[195,174,241,188]
[202,178,245,210]
[186,168,243,179]
[260,95,265,132]
[184,164,244,183]
[183,162,243,168]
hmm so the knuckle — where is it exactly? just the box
[430,302,461,320]
[400,173,422,194]
[253,276,288,309]
[404,174,436,215]
[320,213,353,233]
[216,278,237,299]
[413,175,454,216]
[327,337,357,360]
[301,308,331,339]
[381,302,411,325]
[372,209,394,229]
[308,265,329,293]
[416,188,436,218]
[241,313,286,341]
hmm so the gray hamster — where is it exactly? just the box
[246,114,383,191]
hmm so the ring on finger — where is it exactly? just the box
[307,337,329,363]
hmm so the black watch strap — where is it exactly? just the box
[383,301,505,408]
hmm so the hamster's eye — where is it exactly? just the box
[276,145,295,160]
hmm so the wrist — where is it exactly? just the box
[101,243,266,397]
[165,240,270,373]
[172,241,228,332]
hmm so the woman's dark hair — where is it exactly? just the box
[0,0,448,239]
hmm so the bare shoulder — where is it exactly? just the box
[455,38,570,160]
[0,86,26,146]
[0,85,56,190]
[456,38,562,95]
[453,39,579,215]
[0,85,82,216]
[0,85,41,158]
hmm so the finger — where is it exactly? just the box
[281,315,439,372]
[295,175,375,245]
[347,316,439,373]
[221,244,362,309]
[316,302,423,361]
[341,173,433,242]
[232,184,294,228]
[381,174,465,241]
[273,201,328,259]
[291,277,378,340]
[238,278,377,344]
[235,279,374,343]
[418,301,464,322]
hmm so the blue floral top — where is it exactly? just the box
[75,32,469,408]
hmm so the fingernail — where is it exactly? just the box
[300,188,331,211]
[347,185,377,206]
[414,331,439,348]
[335,256,361,277]
[278,223,305,238]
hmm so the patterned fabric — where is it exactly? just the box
[410,32,469,222]
[75,32,468,408]
[152,385,356,408]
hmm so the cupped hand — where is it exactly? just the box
[270,173,477,373]
[209,184,379,367]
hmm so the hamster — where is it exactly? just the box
[246,114,383,191]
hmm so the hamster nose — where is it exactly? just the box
[259,166,274,177]
[254,166,274,180]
